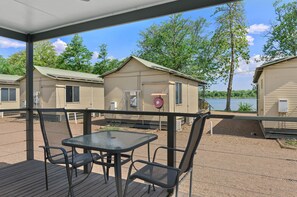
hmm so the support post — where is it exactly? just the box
[167,115,176,194]
[83,110,92,173]
[26,35,34,160]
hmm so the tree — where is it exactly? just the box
[136,14,215,82]
[34,40,57,67]
[7,40,58,75]
[0,56,14,75]
[57,34,92,72]
[92,44,122,75]
[212,2,250,111]
[7,51,26,75]
[263,0,297,60]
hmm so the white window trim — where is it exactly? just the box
[0,87,17,102]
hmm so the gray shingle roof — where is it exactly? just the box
[102,56,207,84]
[0,74,22,84]
[35,66,103,83]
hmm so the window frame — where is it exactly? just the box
[0,87,16,102]
[66,85,80,103]
[175,82,182,105]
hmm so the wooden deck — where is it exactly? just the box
[0,160,177,197]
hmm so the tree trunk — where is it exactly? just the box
[225,10,235,111]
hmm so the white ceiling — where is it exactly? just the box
[0,0,176,34]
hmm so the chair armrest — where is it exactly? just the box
[39,145,69,164]
[131,159,180,173]
[153,146,185,162]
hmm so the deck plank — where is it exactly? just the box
[0,160,171,197]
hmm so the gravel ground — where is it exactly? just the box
[0,114,297,197]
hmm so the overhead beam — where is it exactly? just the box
[0,27,27,42]
[32,0,237,41]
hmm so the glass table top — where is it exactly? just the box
[62,130,158,153]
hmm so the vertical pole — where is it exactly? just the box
[167,114,176,194]
[26,34,34,160]
[83,110,92,173]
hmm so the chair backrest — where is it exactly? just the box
[178,113,208,174]
[38,108,73,162]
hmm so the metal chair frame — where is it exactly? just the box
[38,108,106,196]
[123,113,209,197]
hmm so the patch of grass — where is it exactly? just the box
[284,138,297,147]
[238,102,254,112]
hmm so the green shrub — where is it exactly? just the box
[238,102,253,112]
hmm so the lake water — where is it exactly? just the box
[205,98,257,111]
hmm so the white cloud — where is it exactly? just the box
[247,24,270,34]
[52,38,67,54]
[0,37,25,48]
[92,51,99,62]
[246,35,254,46]
[235,55,264,75]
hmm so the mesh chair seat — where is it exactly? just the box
[53,152,101,168]
[130,163,179,188]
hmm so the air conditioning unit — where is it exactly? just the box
[186,117,194,125]
[110,101,118,110]
[176,119,182,131]
[278,99,288,113]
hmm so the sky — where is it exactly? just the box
[0,0,293,91]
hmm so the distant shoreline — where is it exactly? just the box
[205,97,256,99]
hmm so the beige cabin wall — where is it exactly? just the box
[0,84,20,109]
[20,69,104,109]
[104,59,170,121]
[169,75,199,113]
[261,59,297,129]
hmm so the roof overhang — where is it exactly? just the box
[253,56,297,83]
[0,0,237,42]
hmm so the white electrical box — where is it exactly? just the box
[176,119,182,131]
[278,99,288,113]
[110,101,118,110]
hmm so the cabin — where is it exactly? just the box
[20,66,104,110]
[0,74,22,113]
[102,56,207,128]
[253,56,297,131]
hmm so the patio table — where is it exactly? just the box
[62,130,158,197]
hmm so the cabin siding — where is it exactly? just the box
[260,59,297,129]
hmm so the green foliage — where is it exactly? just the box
[211,2,250,111]
[238,102,253,112]
[263,0,297,60]
[6,40,59,75]
[205,89,256,98]
[57,34,92,72]
[34,41,58,67]
[136,14,216,82]
[0,55,14,75]
[92,44,122,75]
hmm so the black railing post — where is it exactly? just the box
[26,34,34,160]
[83,110,92,173]
[167,114,176,194]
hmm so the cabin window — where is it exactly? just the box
[176,82,182,104]
[66,86,80,102]
[1,88,16,102]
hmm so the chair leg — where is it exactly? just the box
[75,168,78,177]
[100,151,107,184]
[43,151,49,190]
[106,154,112,181]
[189,169,193,197]
[66,167,74,197]
[175,182,179,197]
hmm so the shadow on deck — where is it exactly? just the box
[0,160,175,197]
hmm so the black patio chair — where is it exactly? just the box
[37,108,106,196]
[123,113,209,197]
